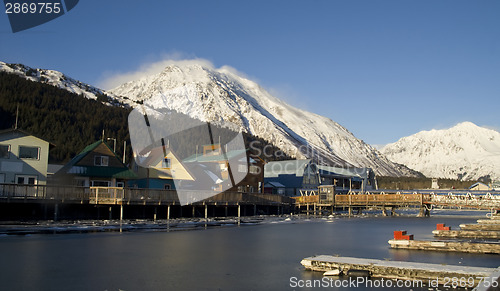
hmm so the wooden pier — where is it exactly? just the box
[0,184,293,221]
[301,255,498,286]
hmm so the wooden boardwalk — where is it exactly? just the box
[0,184,292,206]
[293,190,500,215]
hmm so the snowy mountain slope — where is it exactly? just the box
[110,62,417,177]
[0,61,132,107]
[380,122,500,181]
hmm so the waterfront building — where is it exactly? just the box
[0,128,53,185]
[128,146,194,190]
[182,144,265,193]
[54,140,135,187]
[264,159,376,196]
[469,182,492,191]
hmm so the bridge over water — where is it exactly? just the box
[293,189,500,216]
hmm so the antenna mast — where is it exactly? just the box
[14,104,19,129]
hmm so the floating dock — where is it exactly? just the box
[433,229,500,239]
[432,223,500,239]
[389,239,500,254]
[477,219,500,224]
[460,223,500,231]
[389,229,500,254]
[300,255,498,286]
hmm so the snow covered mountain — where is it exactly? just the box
[0,61,131,107]
[110,62,417,177]
[380,122,500,181]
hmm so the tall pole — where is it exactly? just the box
[123,141,127,164]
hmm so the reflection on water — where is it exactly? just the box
[0,211,498,290]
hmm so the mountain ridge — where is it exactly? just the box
[381,122,500,181]
[110,62,419,177]
[1,60,420,177]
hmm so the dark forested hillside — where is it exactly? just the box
[0,72,131,163]
[0,72,289,164]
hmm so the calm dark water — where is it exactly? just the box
[0,211,498,291]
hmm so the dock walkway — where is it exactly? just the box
[301,255,498,286]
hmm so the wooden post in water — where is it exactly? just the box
[154,207,157,221]
[54,203,59,221]
[253,204,257,216]
[204,204,208,220]
[167,205,170,220]
[237,204,241,225]
[109,206,112,220]
[120,204,123,233]
[192,205,196,218]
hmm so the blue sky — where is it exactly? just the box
[1,0,499,145]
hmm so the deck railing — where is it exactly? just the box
[0,184,292,206]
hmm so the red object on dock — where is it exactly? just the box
[393,230,414,240]
[436,223,451,231]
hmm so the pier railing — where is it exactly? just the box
[0,183,292,206]
[292,191,500,210]
[334,193,428,206]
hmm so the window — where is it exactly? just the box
[162,158,171,168]
[19,146,40,160]
[75,178,86,187]
[94,156,109,166]
[0,145,10,158]
[249,165,260,174]
[92,180,110,187]
[116,182,125,188]
[16,175,37,185]
[164,184,171,190]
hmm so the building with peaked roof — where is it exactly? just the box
[182,144,264,193]
[54,140,135,187]
[469,182,492,191]
[264,181,286,195]
[264,159,376,196]
[128,146,194,190]
[0,128,54,185]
